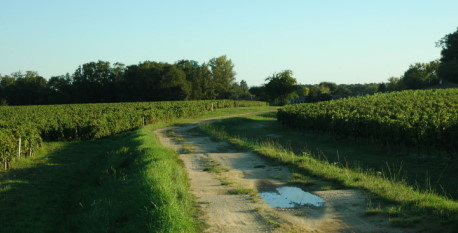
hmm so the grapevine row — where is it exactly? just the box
[277,89,458,155]
[0,100,267,169]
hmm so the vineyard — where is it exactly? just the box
[0,100,266,169]
[277,89,458,155]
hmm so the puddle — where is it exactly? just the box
[260,186,325,208]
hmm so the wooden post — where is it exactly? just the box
[18,137,22,159]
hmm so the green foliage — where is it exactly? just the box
[208,55,237,99]
[0,100,267,169]
[437,59,458,84]
[0,124,201,232]
[401,61,440,89]
[306,85,332,102]
[1,55,246,105]
[437,27,458,83]
[438,27,458,63]
[264,70,297,105]
[278,89,458,155]
[0,71,48,105]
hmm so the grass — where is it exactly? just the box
[0,126,200,233]
[181,143,197,153]
[217,176,235,186]
[201,157,229,173]
[365,207,384,216]
[287,173,315,186]
[0,106,275,233]
[200,114,458,232]
[212,113,458,200]
[227,188,257,195]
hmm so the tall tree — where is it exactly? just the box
[306,85,331,102]
[176,60,205,99]
[4,71,49,105]
[158,64,191,100]
[319,82,338,94]
[437,27,458,83]
[240,80,249,92]
[119,61,164,102]
[72,61,116,103]
[208,55,236,99]
[264,70,297,105]
[401,61,440,89]
[47,73,73,104]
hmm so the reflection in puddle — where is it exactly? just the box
[260,186,325,208]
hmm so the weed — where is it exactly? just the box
[287,173,315,186]
[201,157,228,173]
[228,188,256,195]
[365,207,384,216]
[181,144,197,153]
[217,177,235,186]
[173,137,186,142]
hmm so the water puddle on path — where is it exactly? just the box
[260,186,325,208]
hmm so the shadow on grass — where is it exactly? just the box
[0,130,158,233]
[213,116,458,201]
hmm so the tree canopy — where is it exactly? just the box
[0,55,241,105]
[437,27,458,83]
[264,70,297,105]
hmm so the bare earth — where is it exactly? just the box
[155,118,403,233]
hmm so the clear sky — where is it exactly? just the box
[1,0,457,86]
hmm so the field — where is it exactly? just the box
[0,100,266,169]
[1,89,458,232]
[0,102,270,233]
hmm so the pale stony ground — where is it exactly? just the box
[155,118,405,233]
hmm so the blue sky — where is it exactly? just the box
[1,0,457,86]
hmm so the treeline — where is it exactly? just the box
[251,27,458,105]
[0,55,251,106]
[378,25,458,92]
[248,69,380,105]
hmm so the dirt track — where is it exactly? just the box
[155,117,403,233]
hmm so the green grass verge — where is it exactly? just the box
[200,118,458,232]
[0,106,275,233]
[0,126,199,233]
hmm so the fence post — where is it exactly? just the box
[18,137,22,159]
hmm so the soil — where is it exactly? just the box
[155,117,404,233]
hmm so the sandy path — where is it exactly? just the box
[155,117,404,233]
